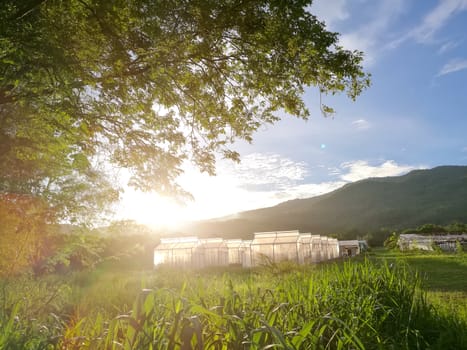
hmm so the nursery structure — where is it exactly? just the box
[338,240,360,257]
[154,231,341,268]
[398,233,467,252]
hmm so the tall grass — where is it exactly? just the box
[2,259,467,349]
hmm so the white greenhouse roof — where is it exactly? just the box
[155,236,200,250]
[200,238,227,249]
[339,240,359,247]
[399,234,467,241]
[253,230,301,244]
[225,239,247,248]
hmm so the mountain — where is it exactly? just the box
[183,166,467,240]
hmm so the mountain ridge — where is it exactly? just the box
[182,165,467,241]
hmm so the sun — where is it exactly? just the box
[117,190,187,229]
[116,163,277,229]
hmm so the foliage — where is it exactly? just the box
[394,252,467,293]
[0,193,55,277]
[361,228,392,247]
[48,261,467,349]
[98,220,159,236]
[33,224,160,275]
[456,240,464,254]
[445,222,467,234]
[255,253,303,275]
[402,223,447,235]
[0,215,160,277]
[39,234,105,274]
[0,276,71,350]
[401,222,467,236]
[0,199,98,277]
[0,0,369,223]
[383,231,399,250]
[431,242,443,253]
[2,258,467,349]
[99,232,161,270]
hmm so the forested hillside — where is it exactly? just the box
[185,166,467,242]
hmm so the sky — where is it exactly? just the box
[116,0,467,229]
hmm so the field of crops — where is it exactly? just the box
[1,252,467,349]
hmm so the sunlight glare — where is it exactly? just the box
[118,190,185,229]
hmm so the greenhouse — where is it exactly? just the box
[299,233,312,264]
[199,238,229,267]
[311,235,322,263]
[153,236,203,268]
[225,239,252,267]
[154,230,345,269]
[328,238,340,259]
[320,236,329,260]
[249,231,276,264]
[153,237,228,268]
[339,240,360,257]
[398,234,467,251]
[251,230,302,265]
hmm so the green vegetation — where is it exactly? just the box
[0,0,369,226]
[399,222,467,235]
[1,249,467,349]
[370,248,467,330]
[0,220,159,278]
[0,0,370,283]
[382,222,467,252]
[370,248,467,293]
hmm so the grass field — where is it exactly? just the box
[1,249,467,349]
[368,248,467,291]
[368,248,467,322]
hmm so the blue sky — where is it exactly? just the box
[117,0,467,228]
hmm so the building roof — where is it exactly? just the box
[155,236,200,250]
[252,230,301,244]
[399,233,467,241]
[338,240,359,247]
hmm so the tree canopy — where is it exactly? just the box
[0,0,369,223]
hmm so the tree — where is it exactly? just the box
[445,222,467,234]
[383,232,399,250]
[0,0,370,223]
[0,193,52,276]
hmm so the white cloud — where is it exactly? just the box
[390,0,467,49]
[287,181,347,199]
[438,40,461,54]
[221,153,308,191]
[117,154,427,226]
[438,58,467,76]
[328,167,342,176]
[351,119,370,130]
[168,153,312,221]
[313,1,467,67]
[337,0,406,65]
[310,0,349,28]
[308,0,380,64]
[412,0,467,43]
[339,160,424,182]
[339,32,375,64]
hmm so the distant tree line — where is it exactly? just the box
[0,219,161,278]
[399,222,467,235]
